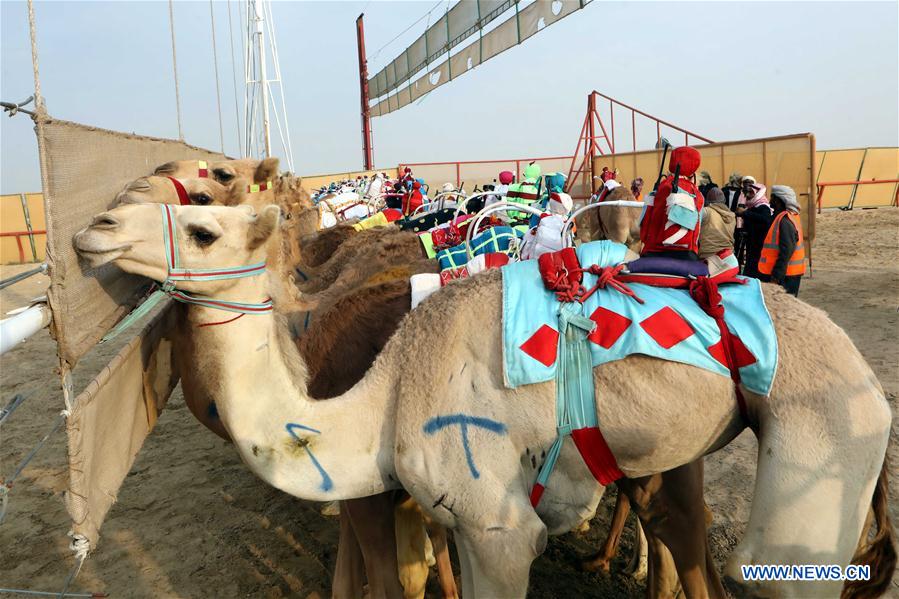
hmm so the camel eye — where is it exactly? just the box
[190,227,218,246]
[193,193,213,206]
[213,169,235,183]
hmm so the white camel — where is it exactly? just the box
[74,203,895,599]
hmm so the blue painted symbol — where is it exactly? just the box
[422,414,508,479]
[285,422,333,492]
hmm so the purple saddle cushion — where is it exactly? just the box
[626,256,709,277]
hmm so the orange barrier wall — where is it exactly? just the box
[593,133,818,241]
[815,147,899,209]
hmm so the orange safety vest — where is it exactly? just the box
[759,211,806,276]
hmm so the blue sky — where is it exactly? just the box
[1,0,897,193]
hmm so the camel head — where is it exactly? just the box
[74,203,280,295]
[114,175,249,207]
[154,157,280,185]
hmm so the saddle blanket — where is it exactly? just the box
[502,241,777,396]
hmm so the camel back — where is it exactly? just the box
[35,117,226,366]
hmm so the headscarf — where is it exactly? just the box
[728,172,743,187]
[771,185,800,213]
[545,172,566,193]
[498,171,514,185]
[441,182,455,193]
[699,171,713,186]
[744,183,771,212]
[706,187,726,205]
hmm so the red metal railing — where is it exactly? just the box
[816,179,899,213]
[566,90,714,197]
[399,155,575,189]
[0,230,46,263]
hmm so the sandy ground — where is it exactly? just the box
[1,208,897,598]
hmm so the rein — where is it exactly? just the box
[101,204,272,342]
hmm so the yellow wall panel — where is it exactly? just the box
[852,148,898,208]
[817,149,865,208]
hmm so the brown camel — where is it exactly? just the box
[578,186,643,252]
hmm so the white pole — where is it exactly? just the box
[253,0,271,158]
[0,304,51,356]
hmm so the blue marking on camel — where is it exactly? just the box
[285,422,334,492]
[423,414,508,479]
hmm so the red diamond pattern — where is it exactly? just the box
[520,324,559,367]
[708,334,757,369]
[587,307,632,349]
[639,307,694,349]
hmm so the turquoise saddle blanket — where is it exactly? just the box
[501,241,778,396]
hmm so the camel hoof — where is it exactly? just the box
[580,554,612,573]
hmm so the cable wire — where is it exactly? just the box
[167,0,184,140]
[209,0,225,154]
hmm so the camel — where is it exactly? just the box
[155,156,280,186]
[74,202,895,599]
[113,168,448,598]
[578,186,643,252]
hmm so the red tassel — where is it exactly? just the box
[529,483,546,507]
[571,427,625,486]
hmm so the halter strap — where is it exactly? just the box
[101,204,271,342]
[167,177,192,206]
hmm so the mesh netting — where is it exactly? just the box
[36,118,225,366]
[64,303,180,548]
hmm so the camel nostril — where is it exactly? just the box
[91,213,120,228]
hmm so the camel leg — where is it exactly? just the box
[725,405,890,598]
[626,518,648,582]
[343,494,405,599]
[394,496,429,599]
[620,461,723,599]
[454,534,475,599]
[332,507,366,599]
[425,521,459,599]
[645,528,684,599]
[582,487,631,572]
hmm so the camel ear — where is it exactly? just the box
[154,161,176,175]
[254,158,279,183]
[248,204,280,249]
[227,178,249,206]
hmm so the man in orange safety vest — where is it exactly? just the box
[758,185,805,296]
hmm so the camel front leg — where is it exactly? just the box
[344,494,405,599]
[394,496,430,599]
[332,506,365,599]
[619,461,725,599]
[582,487,631,572]
[424,520,459,599]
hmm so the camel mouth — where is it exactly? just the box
[73,231,130,267]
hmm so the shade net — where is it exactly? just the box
[369,0,593,117]
[64,303,180,548]
[35,118,225,366]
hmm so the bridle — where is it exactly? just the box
[101,204,272,341]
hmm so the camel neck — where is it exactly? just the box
[182,290,399,502]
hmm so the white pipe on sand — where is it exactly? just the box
[0,303,51,356]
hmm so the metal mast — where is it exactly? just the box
[244,0,294,171]
[356,14,374,171]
